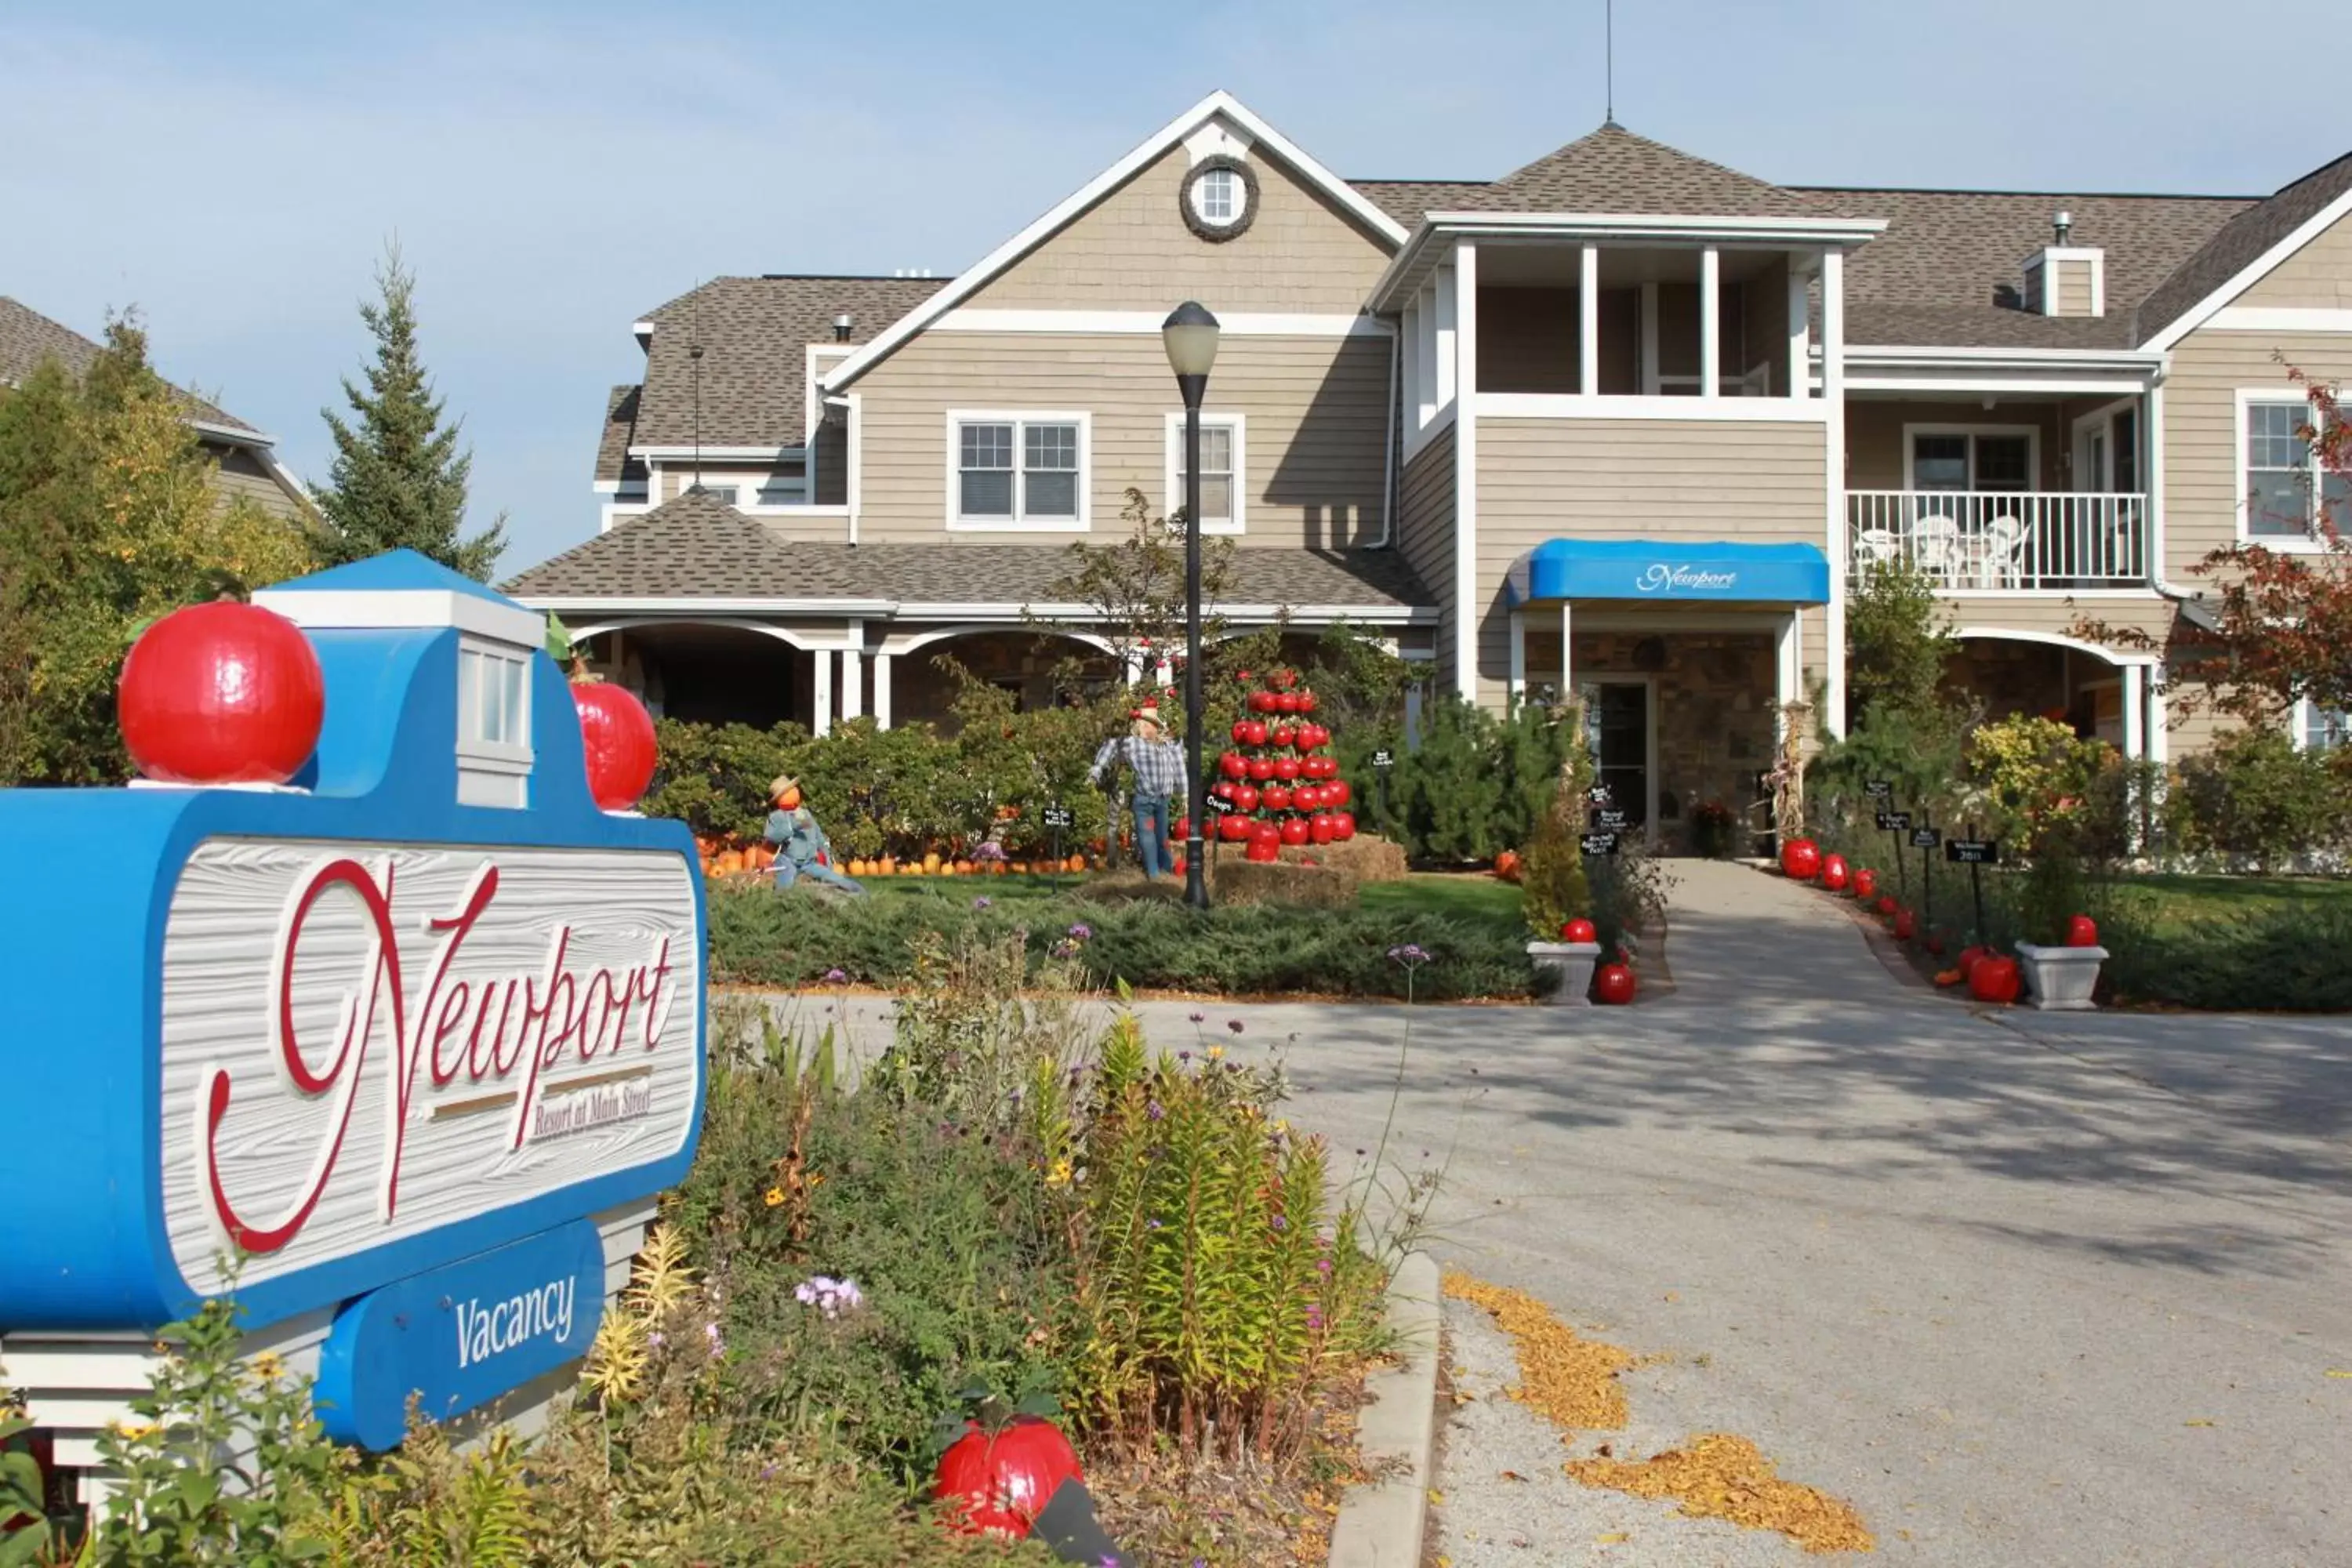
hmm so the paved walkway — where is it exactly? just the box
[1649,858,1896,1007]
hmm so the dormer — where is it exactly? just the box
[2022,211,2104,317]
[254,550,549,810]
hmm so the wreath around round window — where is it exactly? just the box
[1181,155,1260,243]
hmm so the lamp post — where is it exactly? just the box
[1161,300,1220,910]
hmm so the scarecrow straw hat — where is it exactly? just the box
[769,775,801,800]
[1130,704,1165,735]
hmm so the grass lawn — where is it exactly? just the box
[2102,873,2352,933]
[1359,870,1524,931]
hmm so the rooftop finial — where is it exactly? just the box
[1603,0,1617,128]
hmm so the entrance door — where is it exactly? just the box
[1580,680,1655,832]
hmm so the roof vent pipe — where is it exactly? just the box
[832,313,854,341]
[2053,210,2073,245]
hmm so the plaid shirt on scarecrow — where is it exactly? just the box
[1089,733,1187,807]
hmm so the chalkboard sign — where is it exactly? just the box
[1875,810,1911,832]
[1041,804,1073,829]
[1910,826,1942,850]
[1944,839,1999,864]
[1370,750,1395,768]
[1587,784,1613,806]
[1594,808,1629,830]
[1864,779,1893,798]
[1206,795,1232,815]
[1580,832,1621,856]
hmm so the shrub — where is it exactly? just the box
[1519,743,1592,942]
[2096,898,2352,1011]
[1388,696,1577,865]
[2165,725,2352,872]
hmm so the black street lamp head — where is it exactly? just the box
[1161,300,1221,380]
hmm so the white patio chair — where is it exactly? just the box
[1854,529,1901,568]
[1909,516,1960,583]
[1973,514,2028,589]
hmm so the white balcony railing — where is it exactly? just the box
[1847,491,2147,590]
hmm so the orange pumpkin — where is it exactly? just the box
[953,860,975,876]
[922,851,943,875]
[716,851,743,876]
[1067,854,1087,874]
[1933,967,1965,988]
[1494,849,1523,882]
[877,855,897,876]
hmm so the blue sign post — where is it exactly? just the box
[0,552,706,1465]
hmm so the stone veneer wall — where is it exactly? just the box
[1574,632,1777,854]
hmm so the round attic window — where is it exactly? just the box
[1181,156,1258,242]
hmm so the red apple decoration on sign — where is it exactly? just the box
[1561,917,1598,944]
[935,1416,1083,1539]
[2064,914,2100,948]
[573,680,656,811]
[1969,955,2022,1004]
[1593,963,1637,1005]
[118,601,325,786]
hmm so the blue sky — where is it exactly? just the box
[0,0,2305,572]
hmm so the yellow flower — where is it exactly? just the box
[1045,1157,1075,1189]
[111,1419,158,1440]
[1205,1044,1225,1062]
[763,1186,786,1207]
[1273,1120,1290,1135]
[250,1351,285,1381]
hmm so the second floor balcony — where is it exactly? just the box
[1846,490,2147,591]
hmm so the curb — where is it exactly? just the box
[1327,1251,1441,1568]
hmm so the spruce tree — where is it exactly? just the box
[315,245,505,579]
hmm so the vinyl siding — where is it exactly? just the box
[2238,206,2352,308]
[207,442,310,523]
[849,330,1389,550]
[1396,426,1457,693]
[2161,328,2352,570]
[2055,259,2094,316]
[965,145,1393,314]
[1470,417,1829,709]
[1940,593,2168,645]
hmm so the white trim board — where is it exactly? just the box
[254,587,543,648]
[2141,182,2352,352]
[821,91,1409,394]
[1474,393,1828,423]
[2202,306,2352,335]
[934,309,1389,338]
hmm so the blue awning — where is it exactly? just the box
[1504,539,1831,607]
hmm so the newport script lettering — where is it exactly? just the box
[200,856,679,1254]
[1635,563,1737,593]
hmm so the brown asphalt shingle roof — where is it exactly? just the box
[2132,151,2352,343]
[1349,180,1492,227]
[1795,186,2254,350]
[595,384,641,484]
[506,488,1431,609]
[1467,124,1828,219]
[630,275,946,452]
[0,295,261,434]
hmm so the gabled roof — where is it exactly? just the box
[1453,123,1828,220]
[2135,151,2352,348]
[0,296,263,437]
[819,91,1412,395]
[630,276,945,452]
[1796,185,2252,350]
[506,488,1431,611]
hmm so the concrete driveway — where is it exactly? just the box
[1115,863,2352,1565]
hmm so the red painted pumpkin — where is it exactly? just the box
[1876,895,1899,916]
[1924,931,1946,956]
[1298,689,1319,713]
[1279,816,1310,846]
[1309,812,1337,844]
[1331,811,1356,840]
[1276,691,1303,714]
[1969,955,2022,1004]
[1820,854,1849,892]
[118,601,325,786]
[1892,907,1917,942]
[1241,720,1269,746]
[1272,757,1301,782]
[1247,757,1276,782]
[1956,943,1990,976]
[574,681,657,811]
[1560,917,1598,944]
[1218,814,1251,843]
[935,1416,1083,1539]
[1248,691,1279,714]
[1328,779,1352,806]
[1271,726,1296,749]
[1260,785,1293,812]
[1218,751,1247,779]
[1780,838,1822,881]
[1853,868,1878,902]
[2064,914,2100,948]
[1246,837,1280,862]
[1232,784,1260,812]
[1592,963,1638,1005]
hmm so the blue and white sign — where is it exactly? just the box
[0,552,705,1394]
[1504,539,1831,606]
[314,1219,608,1450]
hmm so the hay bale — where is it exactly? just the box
[1205,855,1356,908]
[1286,833,1407,883]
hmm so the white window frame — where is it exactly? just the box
[1190,166,1241,227]
[944,409,1092,532]
[2294,696,2349,752]
[1162,410,1247,535]
[1901,423,2042,492]
[2234,388,2343,551]
[456,635,534,809]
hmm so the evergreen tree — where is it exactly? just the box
[315,245,505,579]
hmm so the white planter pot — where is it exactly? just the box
[1526,941,1604,1007]
[2015,942,2108,1011]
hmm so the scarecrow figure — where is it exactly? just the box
[763,775,866,895]
[1087,702,1185,880]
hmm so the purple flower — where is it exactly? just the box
[973,895,993,910]
[1147,1218,1163,1230]
[1305,1303,1324,1330]
[1387,943,1430,967]
[1187,1011,1205,1024]
[704,1321,726,1356]
[1179,1050,1192,1062]
[793,1275,866,1319]
[1226,1018,1245,1035]
[822,967,848,984]
[1147,1100,1166,1121]
[1068,922,1094,941]
[1271,1214,1287,1231]
[1316,1258,1333,1276]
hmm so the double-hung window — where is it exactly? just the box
[2300,699,2349,752]
[950,412,1088,528]
[1909,430,2034,492]
[456,637,534,808]
[2241,394,2350,544]
[1163,412,1245,534]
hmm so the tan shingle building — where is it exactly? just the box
[509,93,2352,834]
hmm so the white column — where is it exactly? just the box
[812,645,833,737]
[1402,301,1423,432]
[873,652,893,730]
[1700,246,1722,400]
[1579,245,1600,396]
[1787,256,1810,401]
[1434,267,1458,410]
[840,646,863,722]
[1559,601,1574,697]
[1820,247,1848,737]
[1508,611,1526,707]
[1776,610,1799,712]
[2121,662,2146,761]
[2146,666,2166,767]
[1639,281,1661,396]
[1451,243,1480,705]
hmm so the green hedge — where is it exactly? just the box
[707,881,1537,1000]
[2096,899,2352,1011]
